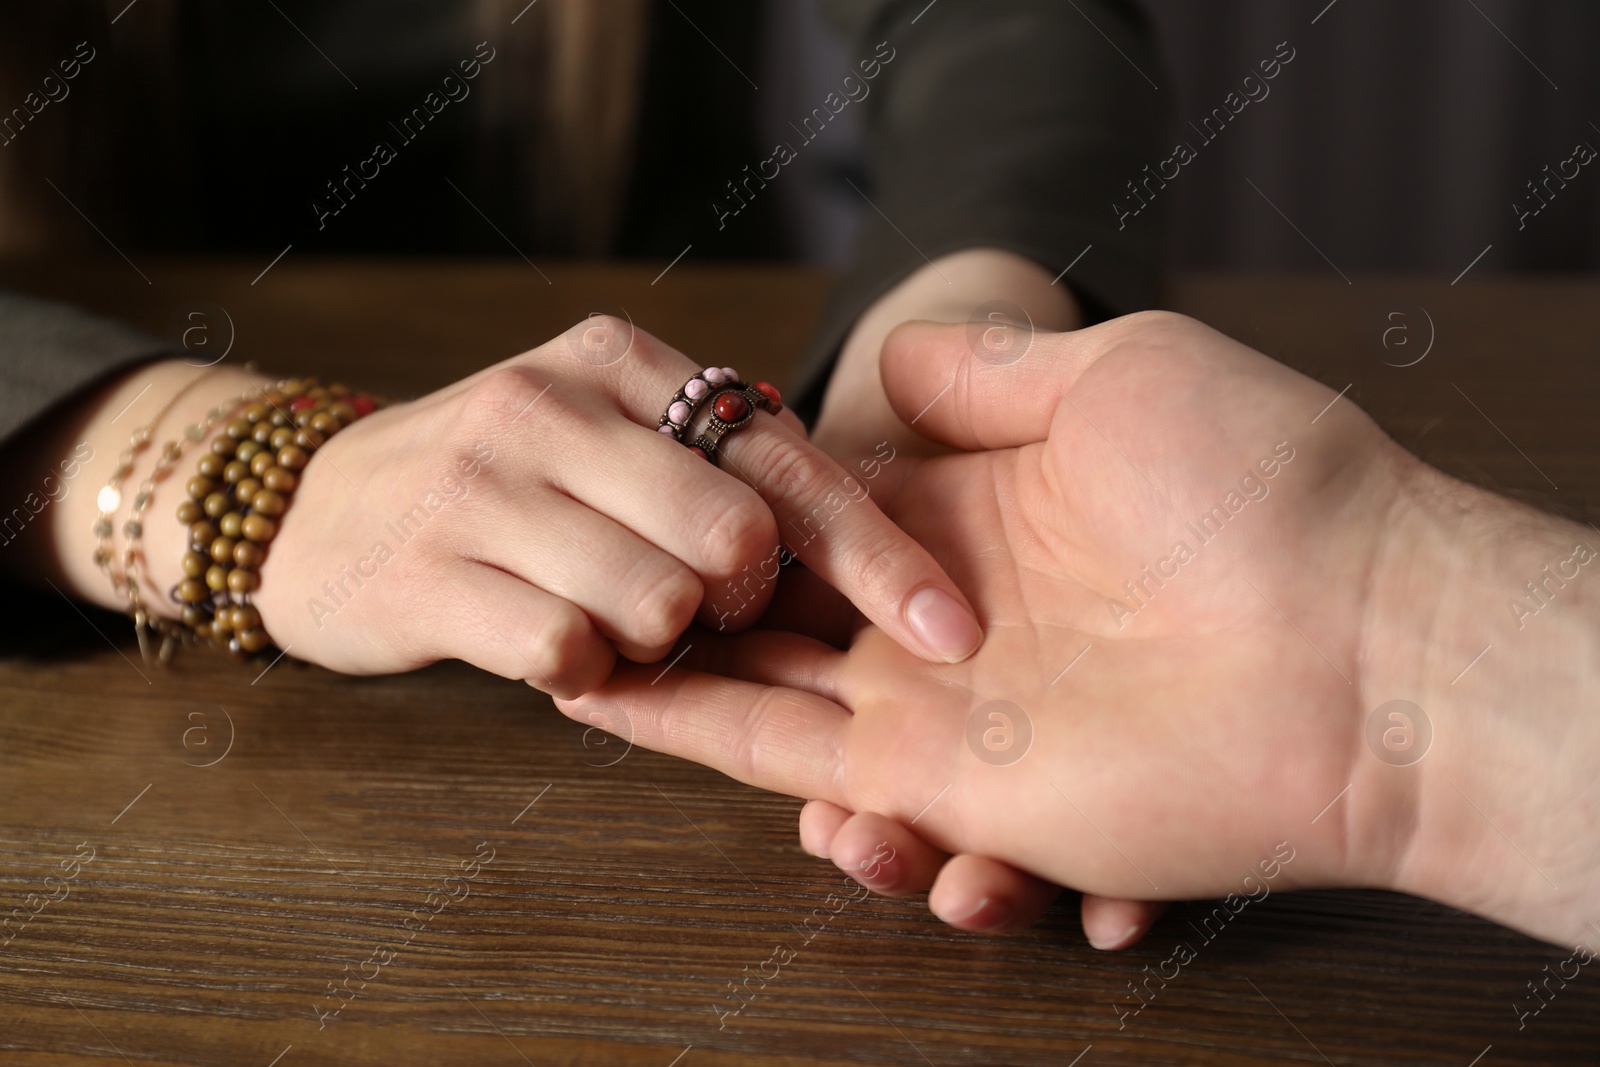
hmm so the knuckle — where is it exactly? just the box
[610,317,665,361]
[1105,309,1203,348]
[726,687,783,784]
[696,492,777,576]
[720,687,830,790]
[578,312,629,338]
[628,563,701,649]
[1096,310,1213,377]
[525,603,595,691]
[460,366,552,435]
[562,313,669,370]
[564,314,633,364]
[749,433,839,502]
[839,526,905,603]
[1122,309,1197,333]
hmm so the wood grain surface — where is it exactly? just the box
[1,258,1597,1066]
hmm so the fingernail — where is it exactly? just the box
[844,854,896,891]
[943,895,1013,931]
[941,895,990,924]
[905,586,983,663]
[1088,922,1142,951]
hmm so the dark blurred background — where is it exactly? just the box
[5,0,1597,278]
[773,0,1600,276]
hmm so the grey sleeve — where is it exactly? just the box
[793,0,1169,420]
[0,288,178,445]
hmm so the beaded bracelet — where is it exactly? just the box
[93,366,224,603]
[116,377,274,665]
[171,378,382,660]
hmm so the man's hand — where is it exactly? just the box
[808,248,1080,465]
[560,312,1600,949]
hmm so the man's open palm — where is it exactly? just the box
[559,312,1424,910]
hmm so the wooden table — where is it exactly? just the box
[2,259,1597,1066]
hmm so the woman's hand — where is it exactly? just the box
[556,312,1600,948]
[23,320,983,696]
[245,317,984,694]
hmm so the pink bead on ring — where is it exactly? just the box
[657,367,741,442]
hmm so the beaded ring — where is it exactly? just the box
[687,380,782,465]
[656,366,743,442]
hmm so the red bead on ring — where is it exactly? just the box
[712,392,750,423]
[688,380,782,466]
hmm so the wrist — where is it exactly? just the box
[1357,456,1600,946]
[57,361,274,616]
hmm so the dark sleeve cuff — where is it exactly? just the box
[794,0,1169,421]
[0,288,179,447]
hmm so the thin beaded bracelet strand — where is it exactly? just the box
[93,366,224,602]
